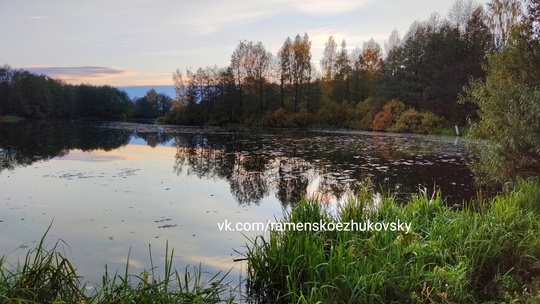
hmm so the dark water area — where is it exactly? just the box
[1,120,492,206]
[0,120,496,287]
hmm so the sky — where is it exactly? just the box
[2,0,489,87]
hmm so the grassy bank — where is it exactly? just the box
[246,179,540,303]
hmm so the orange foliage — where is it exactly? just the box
[371,99,405,131]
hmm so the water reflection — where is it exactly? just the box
[167,129,488,205]
[1,121,491,206]
[0,120,131,173]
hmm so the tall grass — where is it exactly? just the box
[245,179,540,303]
[0,229,234,303]
[3,181,540,303]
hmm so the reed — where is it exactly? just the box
[245,179,540,303]
[0,230,234,303]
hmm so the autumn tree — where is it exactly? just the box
[486,0,522,49]
[333,39,351,103]
[384,29,402,57]
[291,34,312,111]
[360,38,383,98]
[277,37,293,109]
[320,35,337,80]
[372,99,406,131]
[277,34,312,111]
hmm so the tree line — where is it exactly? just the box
[164,0,523,132]
[0,67,134,119]
[0,67,173,120]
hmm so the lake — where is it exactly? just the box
[0,120,491,291]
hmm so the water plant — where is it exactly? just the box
[0,227,234,303]
[245,179,540,303]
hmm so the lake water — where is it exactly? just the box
[0,120,490,291]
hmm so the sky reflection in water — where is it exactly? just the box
[0,142,277,287]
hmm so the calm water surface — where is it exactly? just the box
[0,120,489,288]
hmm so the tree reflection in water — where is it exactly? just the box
[1,122,496,206]
[0,120,132,173]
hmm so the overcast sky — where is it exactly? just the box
[2,0,488,86]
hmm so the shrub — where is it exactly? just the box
[316,99,345,126]
[292,107,311,127]
[354,98,376,129]
[265,107,294,127]
[372,99,406,131]
[390,108,423,133]
[419,111,443,134]
[390,109,443,134]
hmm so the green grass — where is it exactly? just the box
[0,115,25,123]
[3,181,540,303]
[245,179,540,303]
[0,226,235,303]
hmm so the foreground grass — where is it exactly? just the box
[246,179,540,303]
[2,181,540,303]
[0,227,234,303]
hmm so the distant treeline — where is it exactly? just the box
[0,68,134,119]
[0,67,174,120]
[164,0,519,132]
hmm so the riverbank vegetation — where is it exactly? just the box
[1,179,540,303]
[1,0,539,302]
[246,179,540,303]
[460,0,540,184]
[0,226,234,303]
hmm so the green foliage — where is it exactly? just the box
[462,9,540,183]
[389,108,423,133]
[0,67,134,120]
[316,99,347,127]
[352,98,376,129]
[419,111,444,134]
[133,89,172,119]
[377,10,492,124]
[246,179,540,303]
[0,225,85,303]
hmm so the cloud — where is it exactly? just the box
[24,66,137,84]
[178,0,372,35]
[293,0,372,14]
[17,16,51,20]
